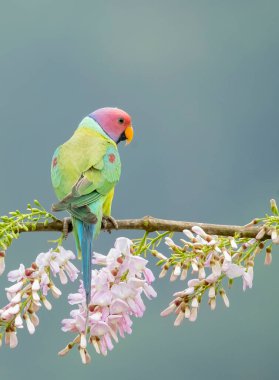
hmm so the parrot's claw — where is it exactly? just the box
[101,216,118,233]
[62,217,72,239]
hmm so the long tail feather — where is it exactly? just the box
[82,222,94,305]
[76,221,95,305]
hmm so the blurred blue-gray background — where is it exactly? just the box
[0,1,279,379]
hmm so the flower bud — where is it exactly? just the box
[264,247,272,265]
[192,226,207,237]
[151,250,167,260]
[256,228,266,240]
[174,311,184,326]
[209,297,216,311]
[270,199,279,215]
[189,307,198,322]
[58,344,71,356]
[41,296,52,310]
[220,289,230,307]
[80,333,87,349]
[208,286,215,298]
[9,331,18,349]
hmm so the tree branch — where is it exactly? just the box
[19,216,268,239]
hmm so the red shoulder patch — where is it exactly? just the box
[109,153,116,163]
[52,157,58,168]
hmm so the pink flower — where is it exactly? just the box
[143,267,155,283]
[110,299,129,314]
[36,247,79,282]
[223,263,245,279]
[60,237,156,363]
[114,237,133,255]
[242,267,253,291]
[1,245,79,350]
[8,264,25,282]
[68,292,84,305]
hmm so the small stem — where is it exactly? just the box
[0,210,43,236]
[4,296,31,331]
[135,231,149,255]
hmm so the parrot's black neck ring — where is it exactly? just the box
[116,131,126,144]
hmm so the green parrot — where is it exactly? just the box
[51,107,134,303]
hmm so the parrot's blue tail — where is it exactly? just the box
[77,221,95,305]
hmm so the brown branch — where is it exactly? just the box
[18,216,268,239]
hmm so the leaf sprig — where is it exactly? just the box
[0,200,58,250]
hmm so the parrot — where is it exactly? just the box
[50,107,134,304]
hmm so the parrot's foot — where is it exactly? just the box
[62,217,72,239]
[101,216,118,233]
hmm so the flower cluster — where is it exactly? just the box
[0,246,79,348]
[59,237,156,364]
[0,198,277,360]
[157,225,267,326]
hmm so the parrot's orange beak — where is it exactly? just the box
[125,125,134,145]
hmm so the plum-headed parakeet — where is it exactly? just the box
[51,107,134,303]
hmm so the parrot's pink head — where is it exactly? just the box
[89,107,134,145]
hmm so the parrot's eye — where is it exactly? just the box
[118,118,124,124]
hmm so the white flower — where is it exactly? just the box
[174,311,184,327]
[59,269,68,284]
[24,314,35,334]
[32,279,40,291]
[173,287,194,297]
[255,228,266,240]
[208,286,215,298]
[170,265,181,282]
[192,226,207,237]
[191,297,199,308]
[8,264,25,282]
[188,279,201,287]
[5,281,24,294]
[165,237,176,248]
[264,249,272,265]
[50,284,62,298]
[212,261,222,276]
[180,266,188,281]
[242,268,253,291]
[223,263,245,279]
[229,237,238,250]
[173,264,181,277]
[220,290,230,308]
[222,248,232,262]
[9,332,18,349]
[191,260,199,272]
[15,313,23,328]
[160,303,176,317]
[159,266,168,278]
[114,237,133,255]
[183,229,194,240]
[189,307,198,322]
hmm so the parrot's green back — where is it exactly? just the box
[51,116,121,201]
